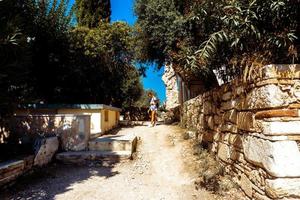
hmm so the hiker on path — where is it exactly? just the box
[148,91,158,127]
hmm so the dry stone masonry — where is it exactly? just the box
[162,64,180,109]
[181,64,300,199]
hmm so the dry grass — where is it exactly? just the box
[192,143,238,195]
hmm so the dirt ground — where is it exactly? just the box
[1,124,245,200]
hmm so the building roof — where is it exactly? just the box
[18,104,122,112]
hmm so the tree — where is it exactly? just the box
[66,21,143,107]
[75,0,111,27]
[134,89,158,108]
[134,0,299,82]
[0,0,36,115]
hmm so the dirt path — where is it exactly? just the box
[1,125,221,200]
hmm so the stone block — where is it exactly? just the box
[236,86,244,96]
[255,109,299,119]
[237,112,255,132]
[203,101,212,114]
[208,116,214,130]
[245,85,290,109]
[256,120,300,136]
[262,64,300,80]
[229,134,243,149]
[217,143,231,163]
[240,174,253,198]
[34,136,59,166]
[221,100,236,111]
[213,115,221,126]
[249,170,263,187]
[220,124,238,133]
[243,136,300,177]
[213,132,221,142]
[223,109,237,124]
[266,178,300,199]
[222,91,232,101]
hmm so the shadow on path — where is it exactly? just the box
[0,162,119,200]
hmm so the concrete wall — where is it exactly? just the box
[57,109,102,135]
[16,107,120,136]
[101,109,119,132]
[181,64,300,199]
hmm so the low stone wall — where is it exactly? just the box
[12,114,91,151]
[181,64,300,199]
[0,155,34,187]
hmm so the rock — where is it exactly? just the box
[203,101,212,114]
[228,134,243,149]
[255,109,299,119]
[237,112,255,132]
[256,120,300,136]
[217,143,231,163]
[262,64,300,80]
[213,114,222,125]
[253,191,272,200]
[221,100,236,111]
[208,116,214,130]
[266,178,300,199]
[245,85,290,109]
[249,170,263,187]
[240,174,253,198]
[223,109,237,124]
[243,136,300,177]
[186,130,197,139]
[222,91,232,101]
[34,136,59,166]
[236,86,244,96]
[220,124,238,134]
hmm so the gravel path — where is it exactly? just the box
[1,125,222,200]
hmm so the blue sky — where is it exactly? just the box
[69,0,166,102]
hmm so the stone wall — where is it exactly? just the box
[0,155,34,187]
[181,64,300,199]
[12,114,91,151]
[162,64,180,109]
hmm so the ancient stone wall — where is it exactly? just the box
[162,64,180,109]
[181,64,300,199]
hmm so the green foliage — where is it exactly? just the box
[0,0,35,114]
[75,0,111,27]
[134,89,158,108]
[0,0,143,117]
[68,21,143,107]
[134,0,299,81]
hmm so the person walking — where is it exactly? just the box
[148,91,158,127]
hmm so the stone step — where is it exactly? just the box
[56,150,132,164]
[88,134,138,153]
